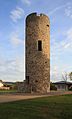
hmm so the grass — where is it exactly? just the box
[0,94,72,119]
[0,90,17,93]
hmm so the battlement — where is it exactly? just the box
[26,12,50,22]
[27,12,48,17]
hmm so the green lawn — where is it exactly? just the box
[0,90,17,93]
[0,95,72,119]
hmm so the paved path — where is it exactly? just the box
[0,91,72,103]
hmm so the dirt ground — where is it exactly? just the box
[0,94,46,103]
[0,91,72,103]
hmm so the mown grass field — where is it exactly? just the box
[0,94,72,119]
[0,90,17,93]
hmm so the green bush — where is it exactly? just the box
[50,82,57,90]
[69,86,72,91]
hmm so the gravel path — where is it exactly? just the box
[0,91,72,103]
[0,94,46,103]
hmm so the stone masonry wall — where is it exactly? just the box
[25,13,50,93]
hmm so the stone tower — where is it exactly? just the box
[25,13,50,93]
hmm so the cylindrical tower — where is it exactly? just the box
[25,13,50,93]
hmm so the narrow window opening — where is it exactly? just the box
[35,80,38,83]
[38,40,42,51]
[45,61,47,63]
[26,76,29,84]
[47,25,49,27]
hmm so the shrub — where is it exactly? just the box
[50,82,57,91]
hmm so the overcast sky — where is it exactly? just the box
[0,0,72,82]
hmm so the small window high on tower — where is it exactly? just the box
[38,40,42,51]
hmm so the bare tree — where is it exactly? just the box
[62,72,68,91]
[69,72,72,80]
[62,72,68,82]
